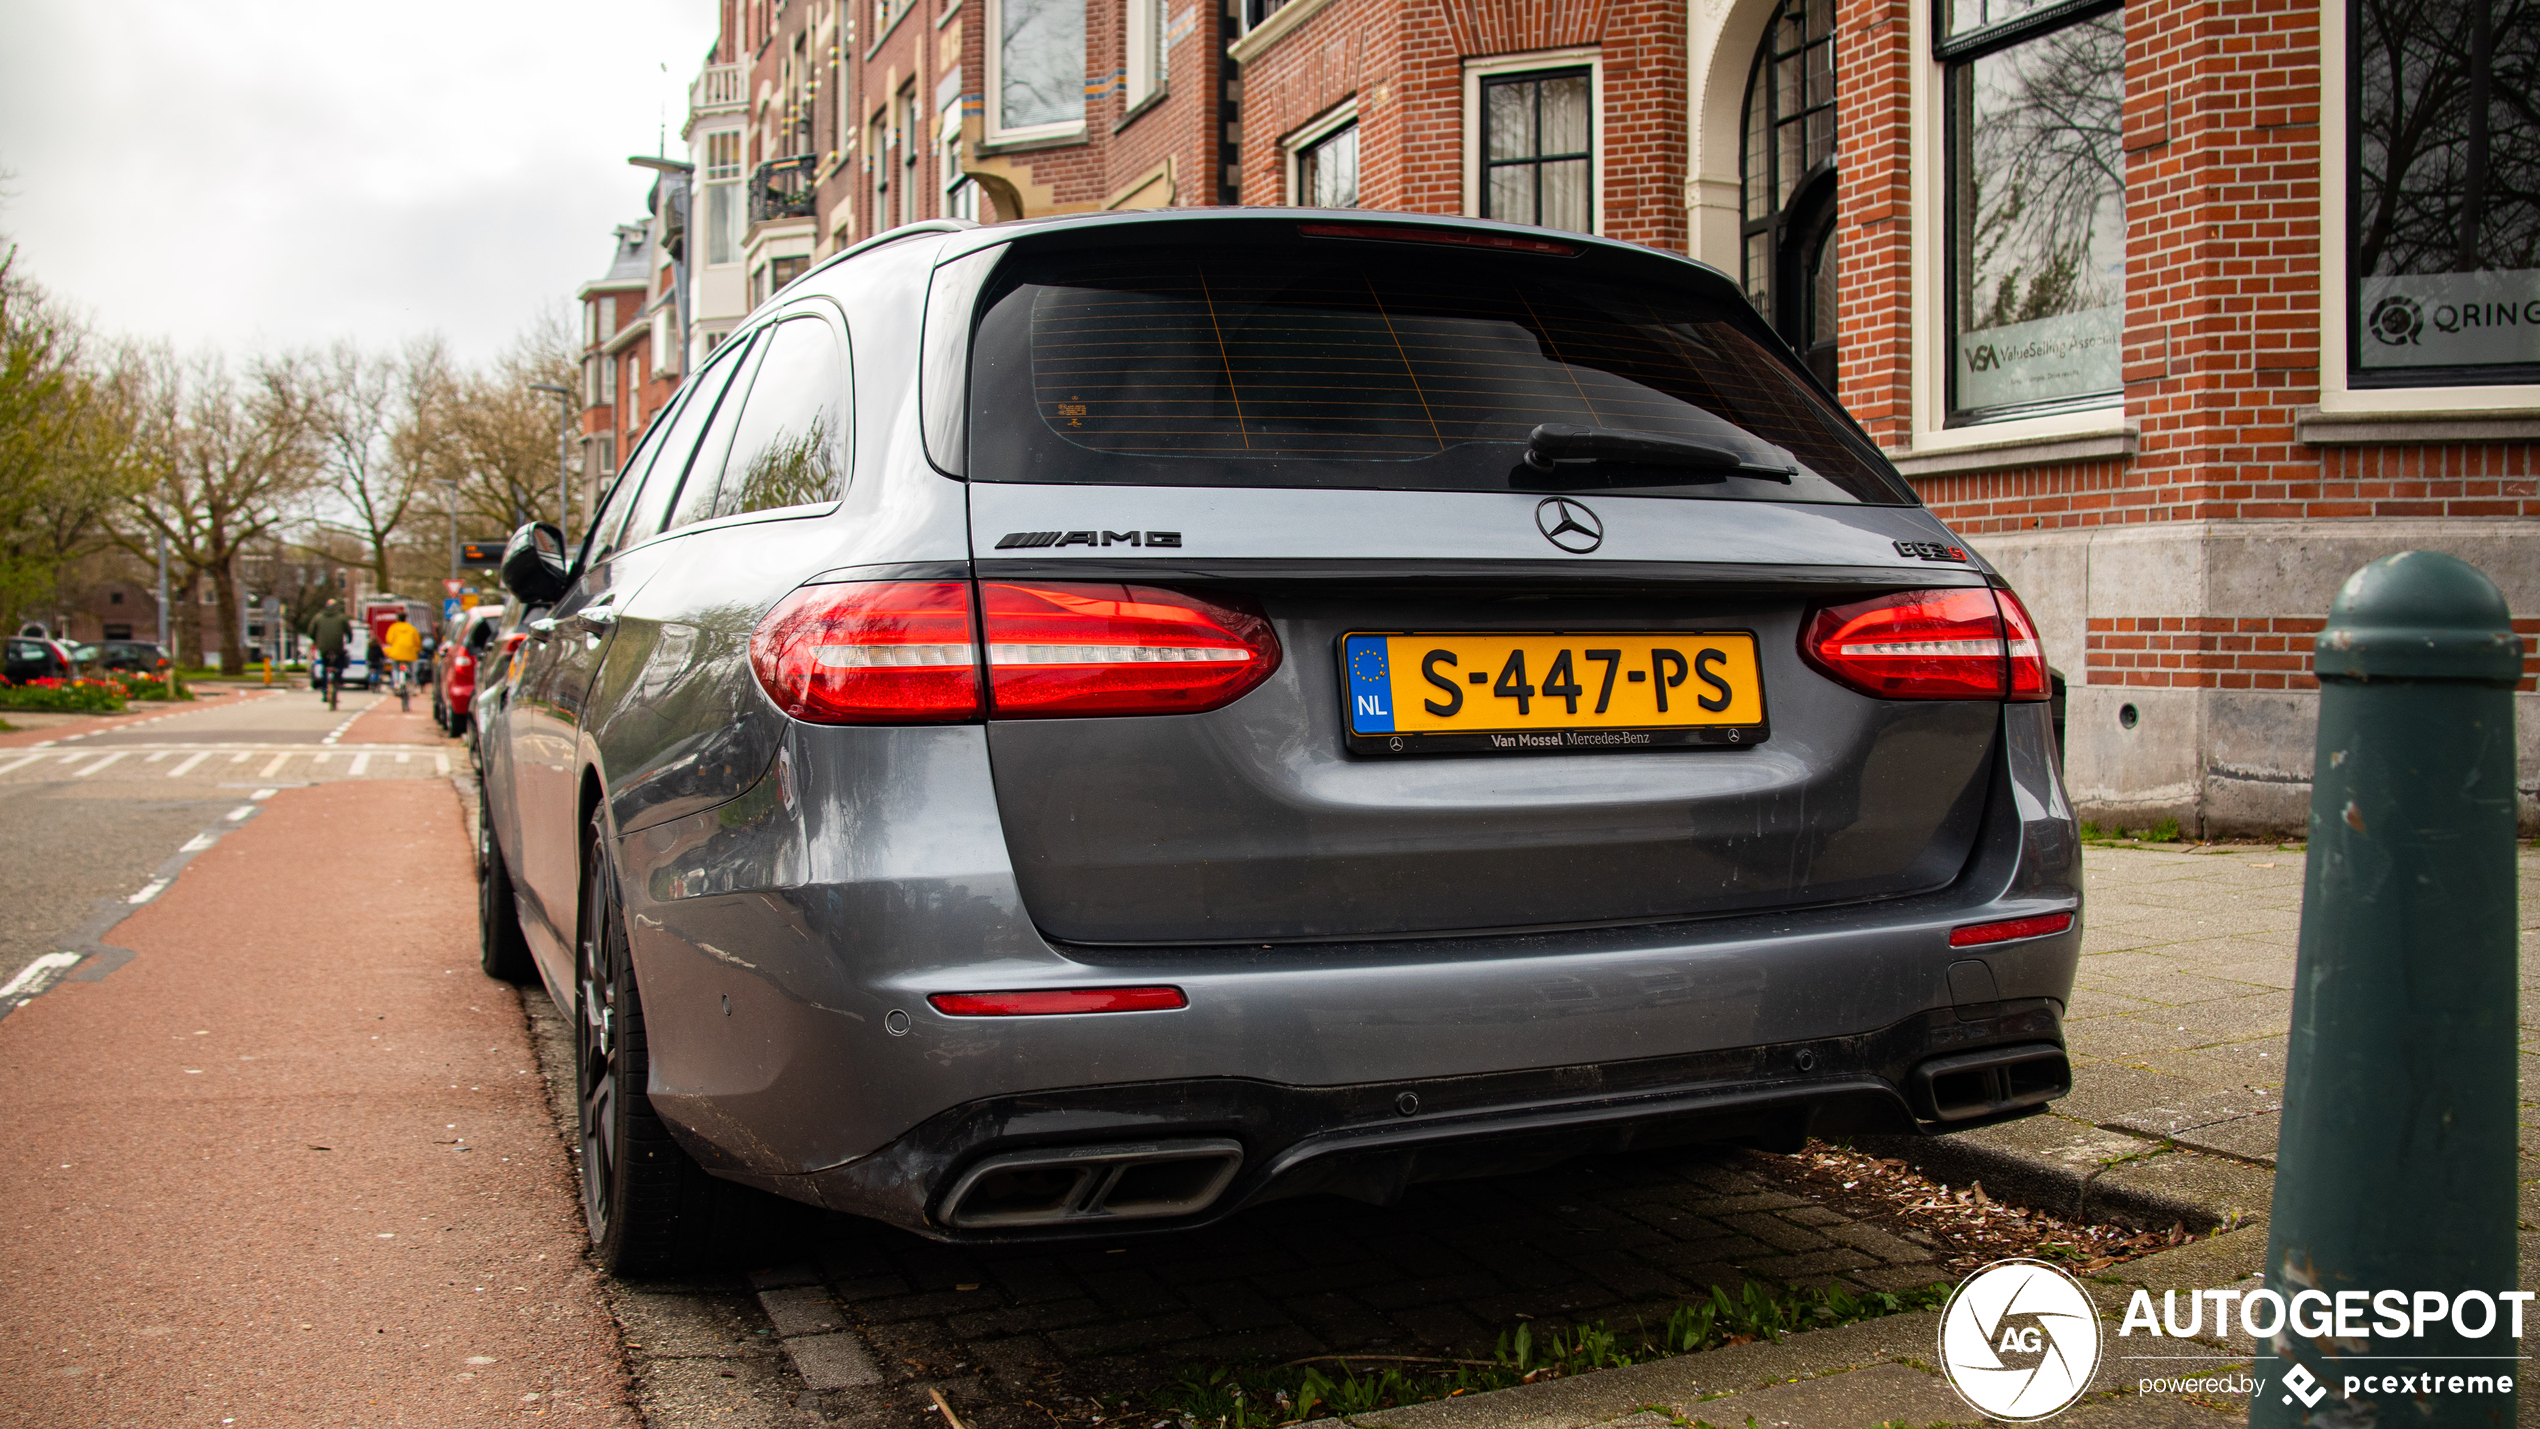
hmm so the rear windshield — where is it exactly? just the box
[966,240,1911,503]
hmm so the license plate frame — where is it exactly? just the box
[1339,630,1771,757]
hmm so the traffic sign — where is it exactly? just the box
[444,577,464,596]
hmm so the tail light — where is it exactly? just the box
[750,581,980,723]
[1998,587,2050,699]
[499,631,530,657]
[1802,587,2052,702]
[980,582,1280,717]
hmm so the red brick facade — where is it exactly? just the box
[1233,0,1686,252]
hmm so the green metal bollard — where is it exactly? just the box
[2252,551,2526,1427]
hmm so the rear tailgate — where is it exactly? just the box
[970,483,1999,945]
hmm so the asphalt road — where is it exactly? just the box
[0,686,459,1003]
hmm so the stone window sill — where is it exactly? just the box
[1886,426,2139,479]
[2295,405,2540,445]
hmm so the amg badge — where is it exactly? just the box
[996,530,1183,549]
[1894,540,1970,562]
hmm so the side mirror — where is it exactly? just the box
[500,522,571,606]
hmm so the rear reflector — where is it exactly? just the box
[750,581,981,723]
[928,986,1189,1016]
[982,582,1280,717]
[1802,586,2052,701]
[1948,911,2075,947]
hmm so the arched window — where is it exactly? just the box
[1740,0,1839,388]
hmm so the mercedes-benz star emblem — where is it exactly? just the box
[1535,497,1605,554]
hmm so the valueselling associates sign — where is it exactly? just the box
[2360,267,2540,368]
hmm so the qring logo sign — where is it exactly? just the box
[1939,1259,2104,1421]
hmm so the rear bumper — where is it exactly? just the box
[624,700,2082,1220]
[729,1001,2067,1240]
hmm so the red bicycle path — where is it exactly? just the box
[0,757,634,1423]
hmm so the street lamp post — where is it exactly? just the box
[628,156,694,379]
[527,383,574,549]
[437,478,460,581]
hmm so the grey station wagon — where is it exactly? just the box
[477,208,2081,1272]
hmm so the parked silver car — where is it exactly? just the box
[477,209,2081,1272]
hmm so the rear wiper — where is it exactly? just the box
[1523,423,1797,483]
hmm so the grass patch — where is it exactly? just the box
[1138,1282,1950,1428]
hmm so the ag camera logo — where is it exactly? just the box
[1939,1259,2103,1420]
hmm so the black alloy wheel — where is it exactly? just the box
[573,808,718,1273]
[476,798,535,983]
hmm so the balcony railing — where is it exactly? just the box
[691,64,744,115]
[750,155,820,223]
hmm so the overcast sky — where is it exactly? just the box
[0,0,717,364]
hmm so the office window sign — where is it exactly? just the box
[1954,306,2120,411]
[2358,270,2540,370]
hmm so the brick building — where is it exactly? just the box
[575,221,679,492]
[592,0,2534,832]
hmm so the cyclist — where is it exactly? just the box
[383,614,422,712]
[309,599,353,710]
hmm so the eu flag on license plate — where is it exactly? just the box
[1345,635,1393,732]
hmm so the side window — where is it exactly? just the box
[664,337,770,530]
[713,314,850,518]
[626,332,757,544]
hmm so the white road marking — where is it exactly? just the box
[260,753,292,777]
[58,752,82,763]
[225,806,255,822]
[396,753,410,764]
[72,753,128,777]
[250,788,277,801]
[180,833,217,852]
[349,752,372,775]
[0,753,43,775]
[435,753,449,775]
[229,752,249,763]
[0,952,81,1000]
[144,751,169,763]
[167,751,211,778]
[128,879,168,903]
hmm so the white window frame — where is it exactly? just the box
[700,127,748,269]
[2317,0,2540,417]
[1461,49,1604,238]
[1903,0,2130,458]
[1126,0,1167,107]
[1283,98,1359,207]
[984,0,1087,143]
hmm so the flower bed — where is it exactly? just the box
[0,677,128,712]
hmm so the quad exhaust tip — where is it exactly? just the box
[939,1139,1245,1229]
[1910,1043,2070,1122]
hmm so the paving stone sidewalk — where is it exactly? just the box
[1893,842,2540,1229]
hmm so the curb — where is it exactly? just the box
[1852,1110,2274,1234]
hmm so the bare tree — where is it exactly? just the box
[443,308,584,544]
[315,335,456,595]
[121,349,326,675]
[0,248,150,637]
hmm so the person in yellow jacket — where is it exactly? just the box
[382,617,423,709]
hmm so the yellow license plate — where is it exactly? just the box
[1341,631,1768,755]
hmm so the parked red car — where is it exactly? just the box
[432,605,503,737]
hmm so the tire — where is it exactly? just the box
[476,803,536,983]
[574,808,724,1274]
